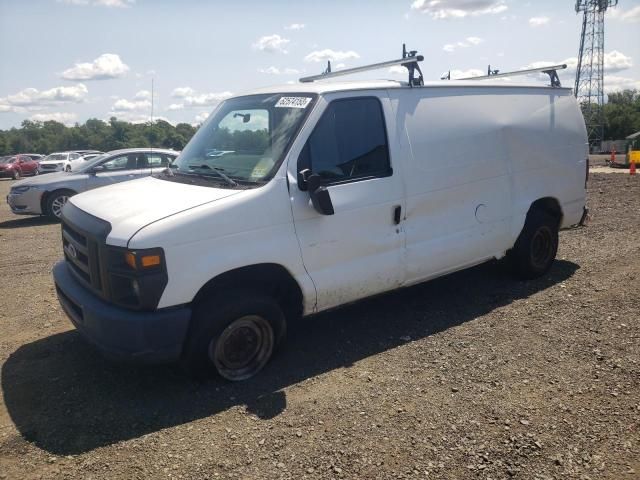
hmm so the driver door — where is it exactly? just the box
[288,93,406,312]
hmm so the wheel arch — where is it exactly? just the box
[528,196,563,227]
[41,188,77,215]
[192,263,304,322]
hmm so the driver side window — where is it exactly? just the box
[300,97,391,183]
[99,155,129,171]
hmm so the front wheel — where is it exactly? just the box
[12,170,20,180]
[508,209,559,279]
[65,165,72,172]
[182,290,286,381]
[45,189,75,220]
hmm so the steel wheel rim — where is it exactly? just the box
[51,195,69,218]
[209,315,274,381]
[531,226,553,268]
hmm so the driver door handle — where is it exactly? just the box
[393,205,402,225]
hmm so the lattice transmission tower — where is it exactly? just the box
[574,0,618,149]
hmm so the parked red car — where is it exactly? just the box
[0,155,40,179]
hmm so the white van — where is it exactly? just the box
[53,78,588,380]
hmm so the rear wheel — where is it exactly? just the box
[509,209,559,279]
[45,189,75,220]
[182,290,286,381]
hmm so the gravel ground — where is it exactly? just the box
[0,167,638,480]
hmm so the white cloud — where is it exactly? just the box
[169,87,233,108]
[183,92,233,107]
[134,90,151,100]
[604,75,640,93]
[284,23,305,30]
[0,84,88,112]
[529,16,550,27]
[252,34,290,53]
[171,86,196,98]
[443,36,484,52]
[607,5,640,23]
[61,53,129,80]
[304,49,360,63]
[112,98,151,112]
[411,0,507,19]
[194,112,209,124]
[466,36,483,45]
[258,66,301,75]
[29,112,78,125]
[58,0,135,7]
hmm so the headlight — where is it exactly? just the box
[10,186,32,194]
[106,247,167,310]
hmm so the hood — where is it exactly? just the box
[0,163,13,169]
[68,176,242,246]
[12,171,75,187]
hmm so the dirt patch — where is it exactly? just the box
[0,173,638,479]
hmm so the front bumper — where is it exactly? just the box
[53,261,191,363]
[6,189,44,215]
[39,165,64,173]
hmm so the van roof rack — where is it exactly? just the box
[299,44,424,86]
[453,64,568,87]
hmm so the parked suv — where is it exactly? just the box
[53,80,588,381]
[0,155,40,179]
[7,148,178,218]
[38,151,83,173]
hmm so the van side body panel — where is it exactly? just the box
[390,86,586,285]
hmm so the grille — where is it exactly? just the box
[62,220,103,294]
[40,164,58,170]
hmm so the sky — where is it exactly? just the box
[0,0,638,129]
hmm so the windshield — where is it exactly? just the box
[171,93,317,186]
[43,153,67,161]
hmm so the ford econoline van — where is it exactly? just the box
[53,78,588,380]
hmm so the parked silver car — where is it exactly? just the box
[7,148,179,219]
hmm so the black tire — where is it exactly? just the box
[45,189,75,220]
[65,165,72,172]
[34,168,39,176]
[12,170,20,180]
[509,209,559,279]
[182,290,286,381]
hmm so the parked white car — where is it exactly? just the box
[52,77,588,381]
[38,151,83,173]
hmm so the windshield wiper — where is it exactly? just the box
[186,164,238,187]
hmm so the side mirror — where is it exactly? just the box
[306,172,334,216]
[91,165,105,173]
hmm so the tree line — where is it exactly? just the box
[0,89,638,155]
[602,89,640,141]
[0,117,198,155]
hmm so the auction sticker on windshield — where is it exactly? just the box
[275,97,312,109]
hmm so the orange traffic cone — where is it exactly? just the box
[631,161,636,176]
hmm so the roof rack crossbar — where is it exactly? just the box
[299,44,424,86]
[456,64,568,87]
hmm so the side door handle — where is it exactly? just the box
[393,205,402,225]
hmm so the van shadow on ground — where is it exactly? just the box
[2,259,578,456]
[0,216,57,229]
